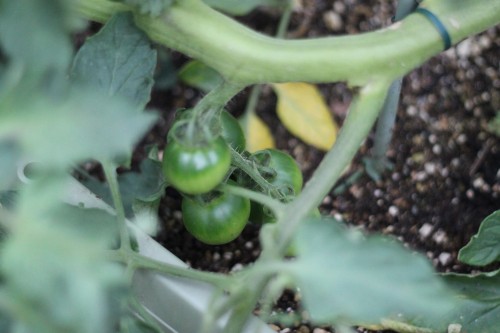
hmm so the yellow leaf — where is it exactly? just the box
[239,112,275,153]
[273,82,338,151]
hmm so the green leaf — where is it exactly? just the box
[288,218,454,326]
[71,13,157,109]
[0,80,157,168]
[83,158,165,218]
[459,210,500,266]
[203,0,287,15]
[439,270,500,332]
[273,83,338,151]
[178,60,223,92]
[0,0,79,72]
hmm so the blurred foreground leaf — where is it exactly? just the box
[0,179,126,333]
[0,82,157,167]
[288,219,454,326]
[273,83,338,151]
[0,0,81,73]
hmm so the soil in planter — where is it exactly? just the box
[130,2,500,332]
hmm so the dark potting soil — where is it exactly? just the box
[128,1,500,332]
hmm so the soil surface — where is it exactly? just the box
[135,1,500,332]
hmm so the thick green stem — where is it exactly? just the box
[77,0,500,86]
[273,82,390,254]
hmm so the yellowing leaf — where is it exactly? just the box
[239,112,275,153]
[273,82,338,151]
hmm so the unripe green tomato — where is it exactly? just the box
[220,111,246,152]
[162,137,231,194]
[182,192,250,245]
[250,149,303,224]
[253,149,303,195]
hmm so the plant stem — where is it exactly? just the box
[273,81,390,255]
[193,81,243,117]
[221,183,284,216]
[77,0,500,86]
[102,161,131,251]
[127,251,230,288]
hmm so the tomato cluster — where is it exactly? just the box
[162,109,302,245]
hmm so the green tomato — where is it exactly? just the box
[220,110,246,152]
[253,149,303,194]
[182,192,250,245]
[250,149,303,224]
[162,136,231,194]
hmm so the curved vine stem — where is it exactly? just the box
[77,0,500,86]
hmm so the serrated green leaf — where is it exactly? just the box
[0,81,157,168]
[178,60,223,92]
[459,210,500,266]
[273,83,338,151]
[71,13,157,109]
[203,0,287,15]
[83,158,165,217]
[288,219,454,326]
[439,270,500,333]
[0,0,78,72]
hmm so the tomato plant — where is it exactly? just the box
[1,1,498,333]
[162,136,231,195]
[181,191,250,245]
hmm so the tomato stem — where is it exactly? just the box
[105,249,230,288]
[102,161,131,251]
[229,147,283,199]
[221,183,284,217]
